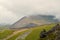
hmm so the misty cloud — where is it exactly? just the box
[0,0,60,24]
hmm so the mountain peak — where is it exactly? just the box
[10,15,59,29]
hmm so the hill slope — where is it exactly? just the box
[10,15,59,29]
[25,24,56,40]
[0,23,59,40]
[7,23,56,40]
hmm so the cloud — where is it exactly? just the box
[0,0,60,24]
[0,5,20,24]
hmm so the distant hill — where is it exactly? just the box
[0,25,10,30]
[24,23,38,28]
[10,15,59,29]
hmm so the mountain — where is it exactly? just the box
[24,23,38,28]
[0,24,10,30]
[10,15,59,29]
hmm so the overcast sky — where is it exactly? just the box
[0,0,60,24]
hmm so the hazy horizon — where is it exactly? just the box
[0,0,60,24]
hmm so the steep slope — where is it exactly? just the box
[10,16,32,29]
[25,24,56,40]
[10,15,59,29]
[8,23,56,40]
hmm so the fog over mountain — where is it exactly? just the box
[10,15,59,28]
[0,0,60,24]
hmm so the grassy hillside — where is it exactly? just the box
[25,24,56,40]
[0,23,57,40]
[0,30,14,39]
[7,30,28,40]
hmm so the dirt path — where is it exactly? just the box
[15,30,32,40]
[3,29,28,40]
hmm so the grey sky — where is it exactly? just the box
[0,0,60,24]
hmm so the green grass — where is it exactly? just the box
[0,30,14,39]
[7,30,29,40]
[0,23,57,40]
[25,24,56,40]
